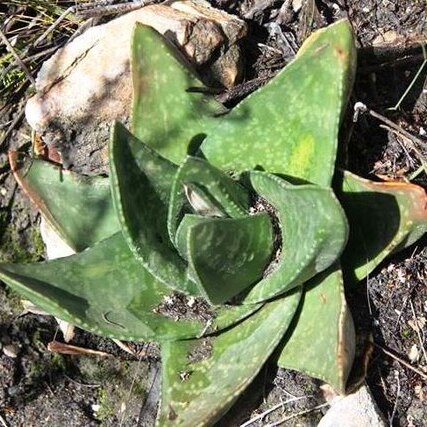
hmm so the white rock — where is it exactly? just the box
[3,344,19,358]
[39,217,75,259]
[318,384,386,427]
[25,1,246,136]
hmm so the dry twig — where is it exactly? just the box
[240,396,308,427]
[409,299,427,365]
[265,402,328,426]
[0,27,36,86]
[374,343,427,380]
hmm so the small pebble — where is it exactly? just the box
[7,385,20,397]
[3,344,19,358]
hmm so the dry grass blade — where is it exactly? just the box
[389,370,400,426]
[0,1,80,106]
[76,0,157,18]
[240,396,308,427]
[0,106,24,147]
[0,27,35,86]
[374,343,427,380]
[47,340,112,357]
[265,402,329,427]
[409,299,427,365]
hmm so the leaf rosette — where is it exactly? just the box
[2,19,427,427]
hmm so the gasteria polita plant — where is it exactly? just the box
[2,20,427,426]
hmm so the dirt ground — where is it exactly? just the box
[1,1,427,426]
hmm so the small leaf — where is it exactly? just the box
[201,20,356,186]
[131,24,225,164]
[0,233,261,342]
[110,122,196,295]
[277,266,355,394]
[186,213,274,305]
[244,172,348,303]
[183,183,226,218]
[9,151,119,252]
[168,155,250,241]
[158,289,302,426]
[339,171,427,282]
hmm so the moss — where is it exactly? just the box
[77,356,148,422]
[95,387,116,421]
[50,352,67,371]
[3,287,24,315]
[0,208,44,263]
[401,328,414,339]
[30,226,45,259]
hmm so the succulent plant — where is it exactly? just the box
[2,19,427,426]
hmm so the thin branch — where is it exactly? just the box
[240,396,308,427]
[265,402,328,427]
[409,299,427,365]
[32,6,76,48]
[368,108,425,148]
[389,44,427,111]
[0,107,25,147]
[76,0,156,18]
[0,27,36,86]
[374,343,427,380]
[389,370,400,426]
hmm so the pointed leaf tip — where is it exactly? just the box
[9,151,119,251]
[201,19,356,185]
[131,24,224,164]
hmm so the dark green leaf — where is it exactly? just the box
[0,233,261,341]
[277,266,355,394]
[131,24,225,164]
[9,151,119,252]
[186,213,274,305]
[158,289,302,426]
[201,20,356,186]
[168,155,250,241]
[110,122,196,295]
[244,172,348,303]
[339,171,427,282]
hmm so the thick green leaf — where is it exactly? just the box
[0,233,261,341]
[175,214,206,261]
[243,172,348,303]
[110,122,196,295]
[131,24,225,164]
[158,289,302,426]
[168,155,250,241]
[186,213,274,305]
[339,171,427,282]
[9,151,119,252]
[277,266,355,394]
[201,19,356,186]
